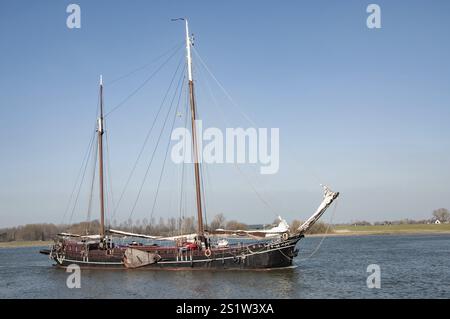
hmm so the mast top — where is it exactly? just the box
[100,74,103,86]
[184,19,193,82]
[172,18,193,82]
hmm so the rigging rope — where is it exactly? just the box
[192,46,325,186]
[106,132,115,217]
[200,162,208,229]
[233,164,279,218]
[86,136,98,234]
[192,47,258,128]
[110,56,185,222]
[104,45,183,117]
[127,58,185,222]
[149,66,186,220]
[67,129,97,227]
[297,198,339,261]
[178,93,190,235]
[194,60,279,219]
[60,130,96,225]
[105,42,184,86]
[196,141,208,228]
[64,77,100,229]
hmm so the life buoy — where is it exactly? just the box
[204,248,212,257]
[282,232,289,241]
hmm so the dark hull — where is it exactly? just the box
[47,236,302,270]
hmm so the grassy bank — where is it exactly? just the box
[333,223,450,236]
[1,224,449,247]
[0,240,52,248]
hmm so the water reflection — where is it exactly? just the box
[1,234,449,298]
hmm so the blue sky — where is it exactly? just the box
[1,0,450,227]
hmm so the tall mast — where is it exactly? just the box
[98,75,105,239]
[184,19,204,237]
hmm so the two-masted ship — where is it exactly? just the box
[40,19,339,269]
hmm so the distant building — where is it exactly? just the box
[434,220,441,224]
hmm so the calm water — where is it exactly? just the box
[0,234,449,298]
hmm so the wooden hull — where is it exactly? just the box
[47,236,302,270]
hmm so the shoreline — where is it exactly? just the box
[2,229,450,248]
[307,230,450,238]
[0,241,52,248]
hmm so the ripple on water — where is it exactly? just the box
[0,235,449,298]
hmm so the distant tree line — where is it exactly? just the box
[336,208,450,226]
[0,213,334,242]
[0,223,62,242]
[4,208,447,242]
[289,219,332,234]
[432,208,450,222]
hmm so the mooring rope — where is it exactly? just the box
[297,198,339,261]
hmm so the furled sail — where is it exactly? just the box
[123,248,161,268]
[107,229,162,239]
[57,232,101,239]
[208,217,290,239]
[297,185,339,234]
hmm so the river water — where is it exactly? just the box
[0,234,449,298]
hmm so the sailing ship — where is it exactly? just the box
[40,19,339,269]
